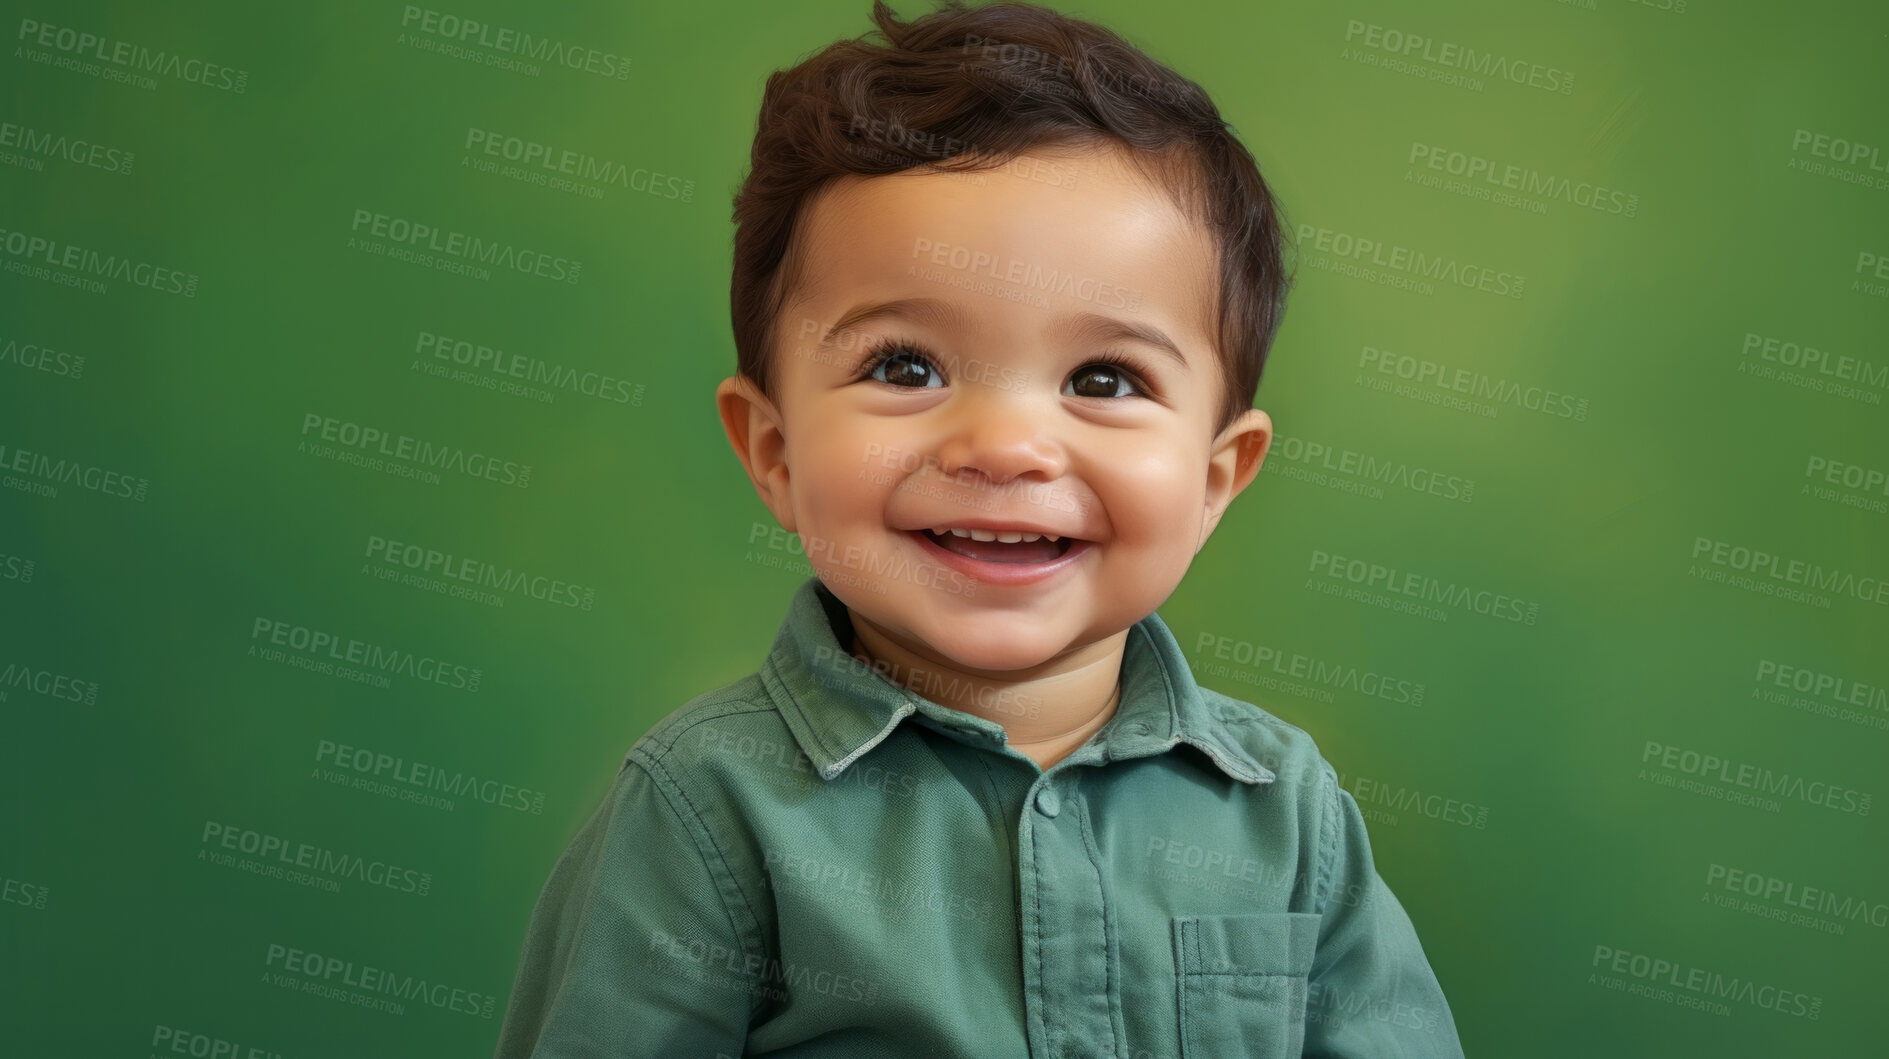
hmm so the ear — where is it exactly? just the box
[715,373,798,534]
[1197,407,1272,553]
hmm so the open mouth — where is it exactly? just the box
[912,528,1077,565]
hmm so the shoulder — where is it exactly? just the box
[1196,687,1371,910]
[617,673,822,834]
[1195,684,1339,796]
[622,671,787,777]
[597,673,791,893]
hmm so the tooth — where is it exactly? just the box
[996,532,1023,543]
[1046,534,1061,543]
[1018,533,1041,543]
[948,528,973,538]
[969,529,997,542]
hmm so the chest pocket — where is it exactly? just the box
[1173,912,1321,1059]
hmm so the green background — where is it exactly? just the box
[4,0,1885,1054]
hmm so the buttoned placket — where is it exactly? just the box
[1015,738,1123,1059]
[909,709,1131,1059]
[906,679,1196,1059]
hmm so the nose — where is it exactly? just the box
[930,389,1068,487]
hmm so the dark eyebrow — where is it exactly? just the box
[821,297,969,345]
[1060,311,1190,372]
[821,298,1191,372]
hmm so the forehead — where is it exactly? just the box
[783,142,1219,355]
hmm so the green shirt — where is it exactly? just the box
[494,577,1464,1058]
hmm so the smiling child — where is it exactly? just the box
[493,2,1465,1056]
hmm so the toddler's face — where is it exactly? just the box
[733,141,1269,673]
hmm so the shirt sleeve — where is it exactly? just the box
[1302,763,1467,1058]
[491,754,757,1059]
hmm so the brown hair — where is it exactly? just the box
[730,0,1293,435]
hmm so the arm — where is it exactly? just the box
[1302,763,1466,1058]
[492,754,758,1058]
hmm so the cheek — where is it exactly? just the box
[1099,442,1203,540]
[792,427,892,522]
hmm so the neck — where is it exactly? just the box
[845,610,1128,766]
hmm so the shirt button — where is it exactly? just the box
[1034,786,1061,818]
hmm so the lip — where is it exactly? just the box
[907,528,1094,587]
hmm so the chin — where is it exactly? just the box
[925,637,1059,676]
[894,611,1068,675]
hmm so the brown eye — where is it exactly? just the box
[868,349,944,388]
[1064,363,1142,399]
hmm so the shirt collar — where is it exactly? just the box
[760,578,1275,786]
